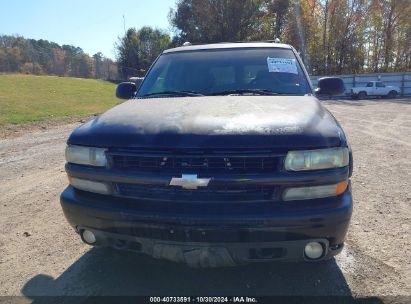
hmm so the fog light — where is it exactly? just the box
[283,180,348,201]
[68,176,112,195]
[82,230,96,245]
[304,242,324,260]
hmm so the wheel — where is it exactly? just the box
[387,90,397,99]
[358,91,366,100]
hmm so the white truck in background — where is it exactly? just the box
[351,81,400,99]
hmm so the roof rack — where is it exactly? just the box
[181,40,281,47]
[265,38,281,43]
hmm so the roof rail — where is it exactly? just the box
[180,40,282,47]
[227,40,283,44]
[264,38,281,43]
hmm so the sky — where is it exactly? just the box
[0,0,176,59]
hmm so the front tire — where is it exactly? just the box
[358,91,366,100]
[387,90,397,99]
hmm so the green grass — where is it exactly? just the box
[0,74,121,126]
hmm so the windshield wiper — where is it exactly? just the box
[141,90,204,97]
[209,89,279,96]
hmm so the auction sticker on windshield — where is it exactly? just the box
[267,57,298,74]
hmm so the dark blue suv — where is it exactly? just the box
[60,42,352,267]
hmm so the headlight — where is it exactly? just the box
[283,180,348,201]
[284,147,349,171]
[68,176,112,195]
[65,145,107,167]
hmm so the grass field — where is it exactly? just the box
[0,74,120,126]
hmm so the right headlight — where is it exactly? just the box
[284,147,349,171]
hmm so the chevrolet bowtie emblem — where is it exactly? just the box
[169,174,211,190]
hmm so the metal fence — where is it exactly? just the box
[310,72,411,97]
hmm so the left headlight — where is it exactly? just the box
[65,145,107,167]
[285,147,349,171]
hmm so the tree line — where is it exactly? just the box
[118,0,410,78]
[1,0,409,80]
[169,0,410,75]
[0,35,118,79]
[116,26,170,79]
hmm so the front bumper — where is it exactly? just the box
[60,185,353,267]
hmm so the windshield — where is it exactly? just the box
[138,47,311,97]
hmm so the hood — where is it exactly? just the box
[68,95,344,149]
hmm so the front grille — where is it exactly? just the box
[116,183,275,202]
[109,149,282,174]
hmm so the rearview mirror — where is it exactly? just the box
[315,77,345,96]
[116,82,137,99]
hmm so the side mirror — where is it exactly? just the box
[315,77,345,96]
[116,82,137,99]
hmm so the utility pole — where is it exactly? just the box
[294,1,306,63]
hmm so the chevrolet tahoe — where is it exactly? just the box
[60,42,353,267]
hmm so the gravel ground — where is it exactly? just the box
[0,98,410,301]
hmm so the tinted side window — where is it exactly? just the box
[376,82,385,87]
[366,82,373,87]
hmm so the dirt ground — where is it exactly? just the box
[0,98,410,301]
